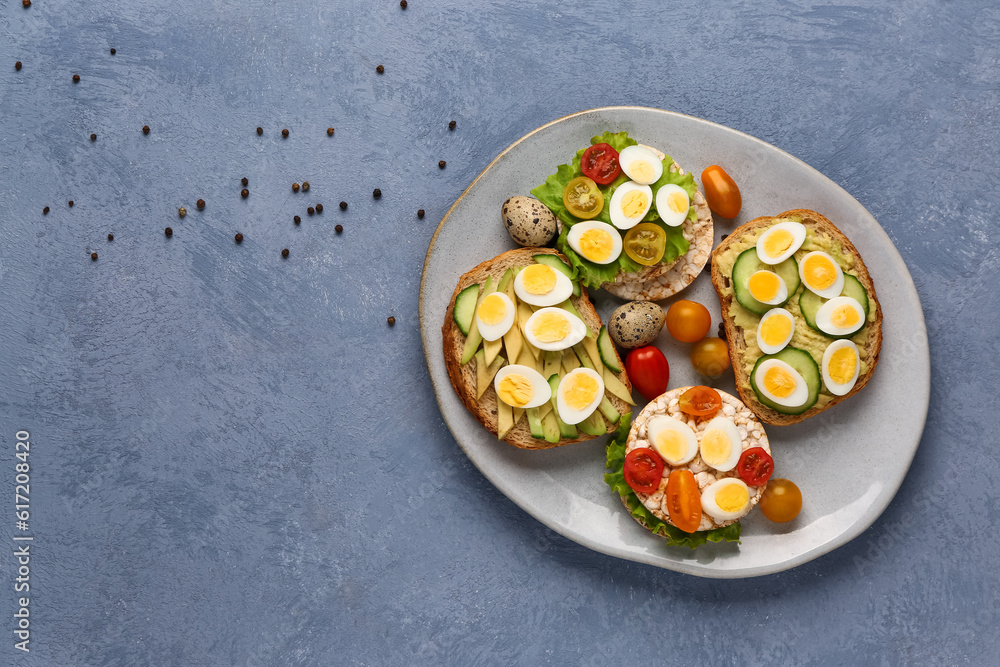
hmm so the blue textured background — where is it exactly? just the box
[2,0,997,664]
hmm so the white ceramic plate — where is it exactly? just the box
[419,107,929,578]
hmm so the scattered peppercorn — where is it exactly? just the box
[292,183,300,192]
[196,199,205,210]
[417,209,425,219]
[327,127,334,136]
[302,181,310,192]
[294,215,301,225]
[68,200,74,207]
[165,227,173,237]
[307,207,315,216]
[110,48,116,55]
[178,207,187,217]
[241,177,248,186]
[281,248,289,258]
[335,224,343,233]
[143,125,150,134]
[438,160,446,169]
[43,206,49,215]
[281,128,289,138]
[15,61,22,71]
[23,0,30,8]
[107,233,114,241]
[400,0,407,7]
[90,133,97,142]
[256,127,263,135]
[373,189,381,199]
[91,252,98,261]
[376,65,384,74]
[73,74,80,83]
[720,234,728,241]
[449,120,456,130]
[315,203,323,213]
[241,189,249,198]
[387,316,396,327]
[339,201,348,210]
[718,322,726,340]
[235,233,243,244]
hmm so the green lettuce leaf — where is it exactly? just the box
[530,131,693,289]
[604,414,742,549]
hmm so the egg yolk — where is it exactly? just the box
[715,483,749,513]
[700,428,733,467]
[579,228,614,262]
[803,254,838,290]
[762,229,794,258]
[629,160,654,183]
[666,190,688,214]
[763,365,798,398]
[655,429,687,462]
[563,374,599,410]
[831,304,861,329]
[531,312,571,343]
[521,264,557,295]
[828,347,858,384]
[760,313,793,346]
[748,271,782,302]
[477,293,508,326]
[621,190,649,219]
[498,374,534,407]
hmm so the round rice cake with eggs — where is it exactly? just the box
[624,386,771,532]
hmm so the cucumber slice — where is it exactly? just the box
[799,274,869,338]
[526,407,545,439]
[452,283,480,336]
[596,326,622,373]
[533,253,581,298]
[598,395,620,424]
[541,411,561,443]
[460,276,493,364]
[578,410,607,436]
[731,249,800,315]
[749,347,821,415]
[548,374,579,440]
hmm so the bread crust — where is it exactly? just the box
[709,209,883,426]
[442,248,633,449]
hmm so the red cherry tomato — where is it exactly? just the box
[701,165,742,218]
[665,300,712,343]
[678,386,723,418]
[623,447,665,495]
[736,447,774,486]
[580,143,622,185]
[665,469,702,533]
[625,346,670,401]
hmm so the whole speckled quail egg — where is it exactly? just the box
[608,301,665,349]
[501,196,558,247]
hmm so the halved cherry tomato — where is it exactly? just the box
[736,447,774,486]
[690,337,731,378]
[665,469,702,533]
[665,300,712,343]
[759,478,802,523]
[562,176,604,219]
[625,346,669,401]
[623,222,666,266]
[623,447,664,495]
[581,143,622,185]
[678,386,723,418]
[701,165,742,218]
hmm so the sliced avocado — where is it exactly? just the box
[452,283,480,336]
[460,276,493,364]
[496,268,515,293]
[578,410,607,436]
[596,326,623,373]
[547,373,579,440]
[556,298,587,328]
[572,342,596,371]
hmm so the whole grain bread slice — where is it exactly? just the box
[442,248,632,449]
[710,209,883,426]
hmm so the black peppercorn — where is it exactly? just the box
[91,252,98,261]
[73,74,80,82]
[281,248,289,258]
[143,125,150,134]
[449,120,456,130]
[400,0,407,7]
[339,201,348,210]
[417,209,425,219]
[256,127,263,135]
[335,224,343,233]
[282,128,289,138]
[15,61,22,71]
[235,233,243,244]
[718,322,726,340]
[376,65,384,74]
[302,181,310,192]
[196,199,205,210]
[720,234,728,241]
[107,233,114,241]
[90,133,97,142]
[164,227,173,237]
[241,189,249,198]
[292,183,300,192]
[307,207,315,216]
[327,127,335,136]
[43,206,49,215]
[387,316,395,326]
[23,0,30,8]
[373,189,381,199]
[438,160,446,169]
[315,203,323,213]
[294,215,301,225]
[241,177,248,186]
[110,48,116,55]
[68,200,74,207]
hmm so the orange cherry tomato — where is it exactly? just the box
[690,337,731,378]
[701,165,742,219]
[678,386,723,418]
[563,176,604,219]
[759,478,802,523]
[665,469,702,533]
[665,300,712,343]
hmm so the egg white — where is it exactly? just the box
[646,415,698,466]
[513,265,574,307]
[822,339,861,396]
[753,358,809,408]
[755,308,796,355]
[618,145,663,185]
[475,292,515,342]
[815,296,866,337]
[799,251,845,299]
[755,221,807,265]
[747,270,788,305]
[701,478,752,522]
[522,307,588,351]
[654,183,689,227]
[699,416,742,472]
[556,368,604,425]
[608,181,653,230]
[566,221,622,264]
[493,365,551,409]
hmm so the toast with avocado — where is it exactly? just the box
[442,248,633,449]
[710,209,883,426]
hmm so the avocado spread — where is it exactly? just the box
[716,219,875,409]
